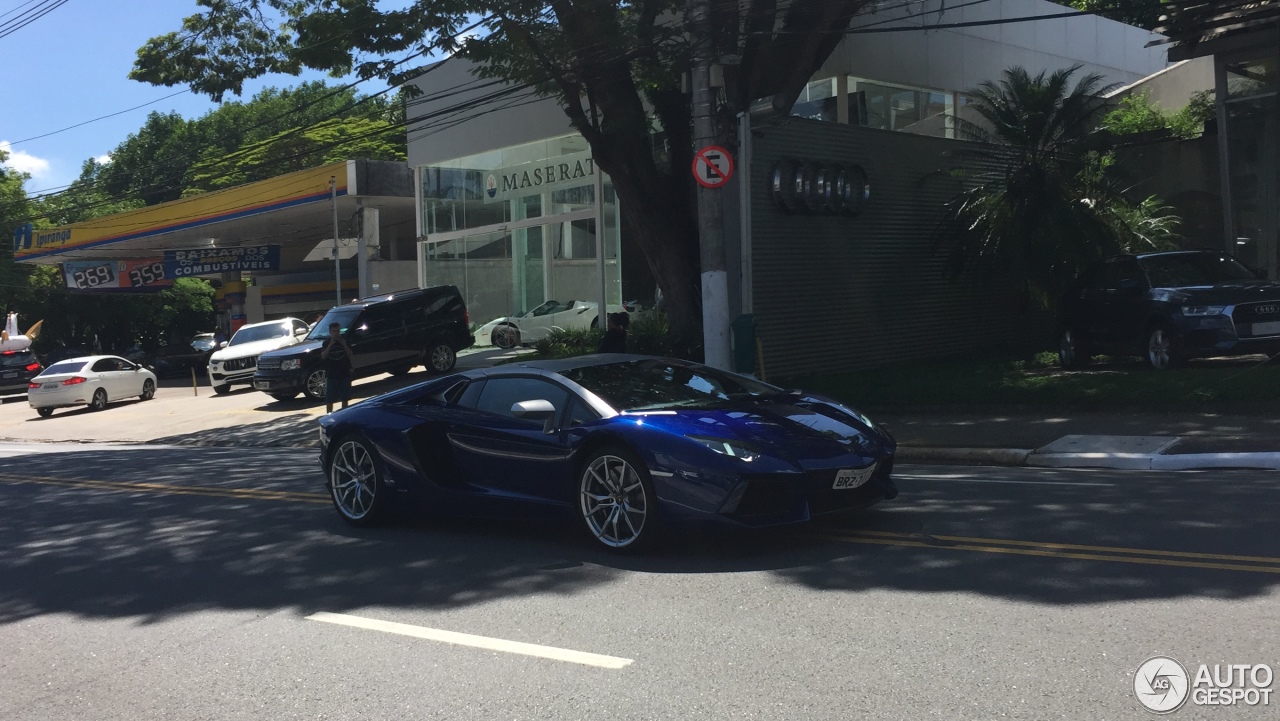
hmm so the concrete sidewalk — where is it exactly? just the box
[878,410,1280,470]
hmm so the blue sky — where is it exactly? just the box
[0,0,394,195]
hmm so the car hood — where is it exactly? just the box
[631,396,892,467]
[260,340,324,359]
[210,337,297,361]
[1153,282,1280,305]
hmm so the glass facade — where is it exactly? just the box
[791,76,962,138]
[418,135,622,331]
[1222,52,1279,275]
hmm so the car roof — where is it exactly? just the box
[336,285,459,309]
[236,318,297,330]
[461,354,691,379]
[1130,249,1228,260]
[46,355,126,365]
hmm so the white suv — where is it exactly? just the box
[208,318,309,395]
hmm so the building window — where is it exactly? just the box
[1226,56,1279,100]
[850,78,956,138]
[791,78,839,122]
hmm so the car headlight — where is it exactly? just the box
[281,359,301,370]
[690,436,759,462]
[1182,305,1227,316]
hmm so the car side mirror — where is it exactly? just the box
[511,399,556,420]
[295,327,308,336]
[218,341,228,348]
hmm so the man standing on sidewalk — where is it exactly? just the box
[321,322,354,414]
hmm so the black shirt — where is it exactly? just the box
[597,329,627,354]
[323,338,352,377]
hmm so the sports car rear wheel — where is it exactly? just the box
[328,436,386,526]
[578,448,656,552]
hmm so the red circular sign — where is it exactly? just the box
[692,145,734,188]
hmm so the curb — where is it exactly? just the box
[898,446,1280,470]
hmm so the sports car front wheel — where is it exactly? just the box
[328,436,387,526]
[578,448,657,552]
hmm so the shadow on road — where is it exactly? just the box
[0,447,1277,626]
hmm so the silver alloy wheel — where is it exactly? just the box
[1148,328,1172,370]
[329,440,378,520]
[579,454,648,548]
[90,389,107,411]
[141,379,155,400]
[492,325,518,349]
[305,369,328,400]
[1058,330,1077,367]
[430,343,455,372]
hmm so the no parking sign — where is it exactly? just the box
[692,145,734,189]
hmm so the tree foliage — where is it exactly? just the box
[1102,90,1215,139]
[938,66,1181,310]
[130,0,880,341]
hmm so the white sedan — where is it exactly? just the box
[28,355,157,418]
[476,300,633,348]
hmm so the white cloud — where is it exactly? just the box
[0,141,53,180]
[95,154,113,165]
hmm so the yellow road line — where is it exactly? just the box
[0,473,329,504]
[821,535,1280,575]
[847,529,1280,565]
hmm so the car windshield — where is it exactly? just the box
[307,307,364,340]
[229,323,290,346]
[42,360,86,375]
[190,338,217,352]
[0,351,36,369]
[560,359,780,412]
[1139,253,1258,287]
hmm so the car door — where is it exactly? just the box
[115,359,145,396]
[90,358,125,397]
[519,301,559,343]
[1101,257,1149,354]
[346,305,402,371]
[446,376,575,504]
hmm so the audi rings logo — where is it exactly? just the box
[1253,304,1278,316]
[769,159,869,216]
[1135,656,1191,714]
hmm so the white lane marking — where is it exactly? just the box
[306,612,634,669]
[893,474,1114,487]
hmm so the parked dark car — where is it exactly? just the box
[318,355,898,551]
[252,286,474,401]
[41,344,93,366]
[150,335,219,377]
[1058,250,1280,370]
[0,349,43,396]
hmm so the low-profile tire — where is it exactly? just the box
[36,407,53,418]
[426,342,457,374]
[389,364,413,377]
[1146,325,1178,370]
[577,446,659,552]
[327,435,388,526]
[1058,328,1090,369]
[140,379,156,400]
[270,392,298,401]
[89,389,108,411]
[492,325,519,350]
[212,383,231,396]
[302,368,327,401]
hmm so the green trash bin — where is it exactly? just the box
[730,314,756,374]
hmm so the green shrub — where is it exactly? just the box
[532,326,603,359]
[526,312,703,361]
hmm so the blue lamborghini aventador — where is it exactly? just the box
[318,355,898,551]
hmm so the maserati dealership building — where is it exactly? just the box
[406,0,1168,374]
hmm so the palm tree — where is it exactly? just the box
[938,65,1180,309]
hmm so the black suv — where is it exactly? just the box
[252,286,474,401]
[1058,250,1280,370]
[0,349,43,396]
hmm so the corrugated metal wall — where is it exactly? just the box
[751,119,1016,377]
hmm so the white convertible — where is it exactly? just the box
[28,356,157,418]
[475,300,633,348]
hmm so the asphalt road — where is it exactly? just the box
[1,443,1277,720]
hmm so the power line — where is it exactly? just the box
[0,0,71,41]
[5,90,192,147]
[0,0,43,21]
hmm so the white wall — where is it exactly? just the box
[819,0,1167,94]
[1107,57,1215,111]
[406,58,576,168]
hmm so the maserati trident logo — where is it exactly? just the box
[1135,656,1190,714]
[485,173,498,199]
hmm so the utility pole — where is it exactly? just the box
[687,0,731,370]
[330,176,342,306]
